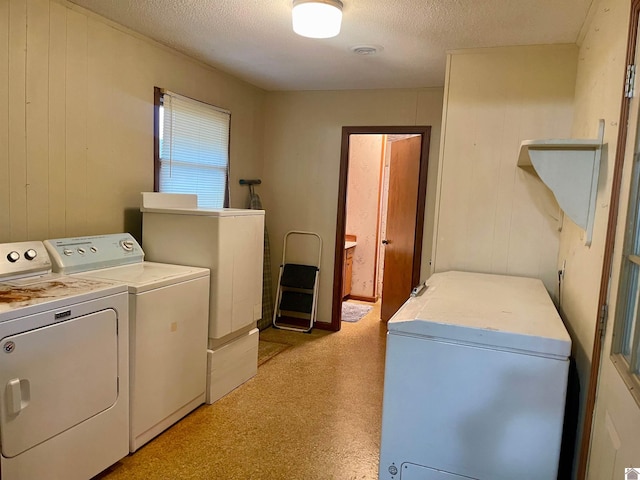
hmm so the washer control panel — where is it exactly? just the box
[44,233,144,274]
[0,241,52,280]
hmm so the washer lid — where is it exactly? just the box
[75,262,209,293]
[388,271,571,358]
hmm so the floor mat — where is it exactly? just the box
[342,302,373,323]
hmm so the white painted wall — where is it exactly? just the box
[0,0,265,243]
[432,45,578,296]
[345,134,384,299]
[263,88,444,325]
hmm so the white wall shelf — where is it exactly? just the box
[517,119,605,246]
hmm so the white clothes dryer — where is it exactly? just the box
[0,241,129,480]
[45,234,210,452]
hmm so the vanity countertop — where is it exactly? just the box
[345,241,357,250]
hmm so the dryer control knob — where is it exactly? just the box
[24,249,37,260]
[7,251,20,263]
[120,240,134,252]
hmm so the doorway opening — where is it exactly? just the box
[330,126,431,331]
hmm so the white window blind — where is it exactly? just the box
[159,91,230,208]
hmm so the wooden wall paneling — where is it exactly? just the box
[25,0,50,241]
[0,0,10,242]
[507,97,569,292]
[433,47,575,294]
[509,51,574,293]
[490,130,519,274]
[8,0,27,241]
[509,169,558,285]
[65,8,88,236]
[465,129,499,273]
[48,1,68,239]
[490,62,523,275]
[463,58,505,273]
[3,0,266,244]
[508,62,547,281]
[113,33,154,238]
[86,19,116,234]
[128,40,156,216]
[435,63,478,272]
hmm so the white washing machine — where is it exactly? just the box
[44,234,210,452]
[379,271,572,480]
[140,192,263,404]
[0,241,129,480]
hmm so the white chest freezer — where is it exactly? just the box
[379,271,571,480]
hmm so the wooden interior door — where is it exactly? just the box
[380,135,422,321]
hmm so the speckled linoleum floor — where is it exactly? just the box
[94,301,386,480]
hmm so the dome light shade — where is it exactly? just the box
[292,0,343,39]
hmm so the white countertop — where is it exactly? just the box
[345,241,357,249]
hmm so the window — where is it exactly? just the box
[613,149,640,386]
[154,88,230,208]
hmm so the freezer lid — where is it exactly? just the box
[141,192,198,209]
[388,271,571,358]
[74,262,210,293]
[141,207,264,216]
[140,192,263,216]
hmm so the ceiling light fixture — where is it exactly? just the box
[292,0,343,39]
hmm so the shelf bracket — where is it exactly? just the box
[517,119,605,246]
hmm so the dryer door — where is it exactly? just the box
[0,308,118,457]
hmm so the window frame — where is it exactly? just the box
[153,87,230,208]
[612,150,640,400]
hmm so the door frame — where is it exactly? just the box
[328,126,431,332]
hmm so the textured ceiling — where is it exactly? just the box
[68,0,594,91]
